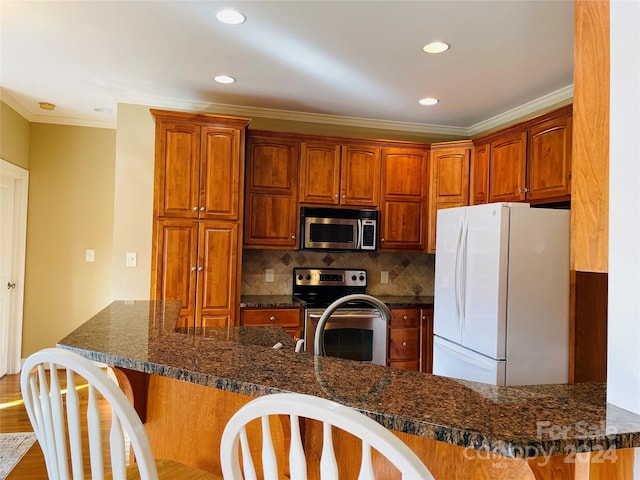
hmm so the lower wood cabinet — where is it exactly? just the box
[241,307,302,339]
[388,308,421,371]
[151,219,241,329]
[387,307,433,373]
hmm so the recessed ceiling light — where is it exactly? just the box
[214,75,236,84]
[216,9,246,25]
[423,41,450,54]
[39,102,56,111]
[94,107,113,113]
[419,97,439,106]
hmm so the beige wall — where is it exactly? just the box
[1,101,30,169]
[22,123,116,355]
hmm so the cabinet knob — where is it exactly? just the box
[269,316,276,321]
[291,235,296,239]
[334,194,339,198]
[380,238,385,243]
[198,267,203,272]
[193,207,198,211]
[342,194,346,198]
[524,187,530,193]
[403,315,408,320]
[200,207,205,212]
[402,341,407,347]
[517,188,523,193]
[191,267,197,272]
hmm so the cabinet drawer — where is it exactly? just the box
[390,308,420,327]
[241,308,301,328]
[389,328,419,360]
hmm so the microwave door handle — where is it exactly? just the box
[356,219,362,249]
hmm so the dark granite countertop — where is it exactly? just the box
[240,294,433,308]
[58,300,640,459]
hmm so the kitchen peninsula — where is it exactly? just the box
[58,301,639,479]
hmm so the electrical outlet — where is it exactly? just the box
[85,249,95,262]
[381,271,389,284]
[265,269,275,282]
[126,252,137,267]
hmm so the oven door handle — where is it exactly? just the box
[308,312,382,319]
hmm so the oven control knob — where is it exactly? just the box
[297,274,303,281]
[306,274,311,280]
[351,275,357,281]
[359,275,365,281]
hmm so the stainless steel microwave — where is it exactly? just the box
[300,207,378,251]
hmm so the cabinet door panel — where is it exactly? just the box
[389,328,419,360]
[380,201,425,250]
[201,126,242,220]
[300,142,341,204]
[246,139,298,194]
[381,149,426,200]
[527,115,572,201]
[341,145,381,206]
[489,132,526,203]
[198,222,238,326]
[244,135,299,248]
[244,194,298,247]
[153,220,198,327]
[471,143,490,205]
[156,122,200,218]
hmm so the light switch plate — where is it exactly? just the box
[85,249,95,262]
[126,252,137,268]
[381,271,389,284]
[265,268,275,282]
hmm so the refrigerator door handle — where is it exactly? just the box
[460,218,469,328]
[435,337,496,370]
[453,217,464,328]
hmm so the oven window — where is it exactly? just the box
[309,224,354,244]
[323,328,373,362]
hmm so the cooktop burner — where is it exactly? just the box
[293,268,367,307]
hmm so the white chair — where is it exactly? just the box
[220,392,434,480]
[21,347,216,480]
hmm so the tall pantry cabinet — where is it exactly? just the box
[150,109,250,329]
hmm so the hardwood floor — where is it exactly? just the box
[0,371,113,479]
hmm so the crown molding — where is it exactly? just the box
[114,93,470,136]
[4,86,573,137]
[467,85,574,137]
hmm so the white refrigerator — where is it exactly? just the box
[432,202,570,386]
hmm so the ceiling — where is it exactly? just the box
[0,1,574,137]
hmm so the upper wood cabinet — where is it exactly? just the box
[489,131,528,203]
[300,141,381,207]
[526,113,572,202]
[244,132,300,248]
[427,141,472,253]
[151,110,250,221]
[471,142,490,205]
[481,105,573,204]
[379,147,429,251]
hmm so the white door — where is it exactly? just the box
[433,206,466,344]
[0,160,29,376]
[433,336,506,385]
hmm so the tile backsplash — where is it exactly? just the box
[241,250,435,296]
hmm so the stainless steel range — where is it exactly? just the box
[293,268,388,365]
